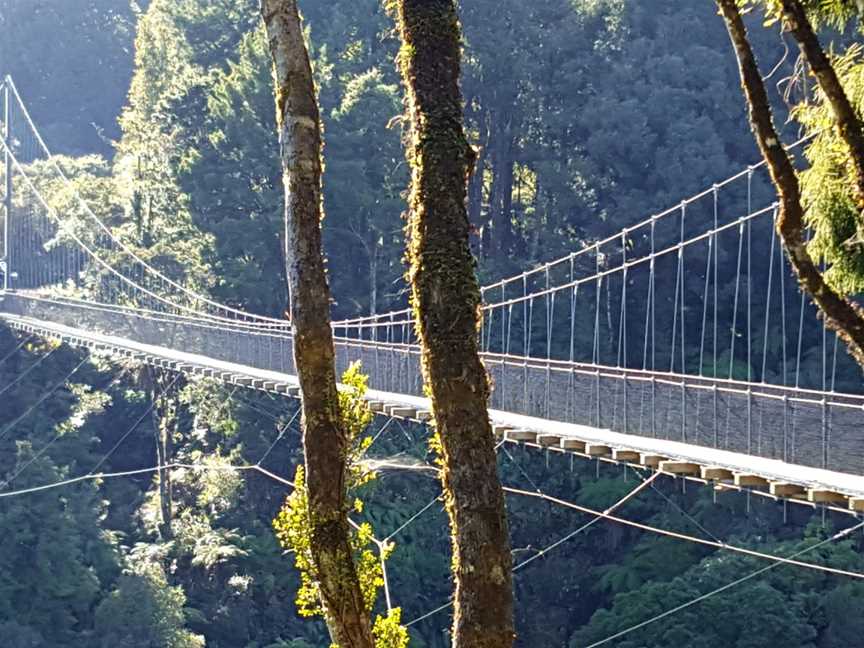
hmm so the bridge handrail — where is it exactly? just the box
[328,333,864,409]
[2,140,290,331]
[5,293,292,337]
[5,76,287,328]
[334,204,778,333]
[331,133,815,328]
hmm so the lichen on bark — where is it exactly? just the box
[393,1,516,647]
[259,1,375,646]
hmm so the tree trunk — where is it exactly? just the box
[259,2,374,647]
[369,231,378,316]
[150,370,176,540]
[394,2,516,647]
[717,0,864,369]
[468,116,489,257]
[488,114,515,254]
[779,0,864,210]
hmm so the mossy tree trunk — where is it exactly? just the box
[394,1,516,646]
[259,2,374,646]
[717,0,864,369]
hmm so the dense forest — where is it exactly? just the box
[2,0,864,646]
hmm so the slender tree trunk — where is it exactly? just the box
[150,370,176,540]
[394,2,515,647]
[468,110,491,259]
[779,0,864,209]
[162,415,173,531]
[717,0,864,369]
[153,413,172,539]
[259,2,374,646]
[467,119,488,237]
[370,232,378,316]
[488,114,515,253]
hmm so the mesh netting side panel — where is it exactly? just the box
[3,295,299,376]
[827,406,864,475]
[6,294,863,476]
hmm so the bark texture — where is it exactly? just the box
[259,2,374,646]
[395,2,515,646]
[779,0,864,210]
[717,0,864,369]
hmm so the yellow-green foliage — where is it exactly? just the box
[341,361,377,490]
[739,0,860,30]
[272,465,321,617]
[272,362,409,646]
[373,609,410,648]
[796,45,864,295]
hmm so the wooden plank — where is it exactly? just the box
[659,461,700,476]
[233,376,253,387]
[505,429,537,443]
[701,466,734,481]
[849,498,864,512]
[536,434,562,447]
[414,410,433,422]
[640,454,667,468]
[612,449,641,463]
[807,489,848,504]
[275,383,291,394]
[560,438,587,452]
[368,400,385,412]
[390,406,417,419]
[288,386,301,397]
[492,424,512,439]
[734,474,769,488]
[770,482,806,497]
[586,443,612,457]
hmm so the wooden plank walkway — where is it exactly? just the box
[4,312,864,512]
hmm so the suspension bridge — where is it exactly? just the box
[1,74,863,513]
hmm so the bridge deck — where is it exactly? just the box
[4,312,864,507]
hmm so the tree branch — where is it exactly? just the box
[779,0,864,210]
[717,0,864,369]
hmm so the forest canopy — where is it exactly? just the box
[1,0,863,646]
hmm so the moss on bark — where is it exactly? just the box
[395,1,515,646]
[260,1,374,646]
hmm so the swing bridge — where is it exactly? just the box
[1,74,864,514]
